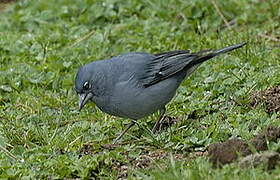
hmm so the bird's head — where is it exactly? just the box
[75,65,95,111]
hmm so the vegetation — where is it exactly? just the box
[0,0,279,179]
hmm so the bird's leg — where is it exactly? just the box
[113,120,137,144]
[152,107,166,133]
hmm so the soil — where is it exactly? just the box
[239,152,280,170]
[208,126,280,168]
[78,143,95,156]
[208,138,251,167]
[112,149,185,179]
[79,143,186,179]
[251,85,280,113]
[250,126,280,151]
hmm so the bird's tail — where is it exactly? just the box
[213,42,247,55]
[194,42,246,64]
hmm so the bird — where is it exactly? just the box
[75,42,246,143]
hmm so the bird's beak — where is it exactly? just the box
[78,92,93,111]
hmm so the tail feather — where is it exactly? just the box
[142,42,246,87]
[194,42,247,65]
[214,42,247,55]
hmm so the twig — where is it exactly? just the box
[69,135,83,147]
[258,33,280,42]
[210,0,231,29]
[68,30,95,48]
[220,19,236,29]
[0,144,18,161]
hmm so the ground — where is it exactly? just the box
[0,0,280,179]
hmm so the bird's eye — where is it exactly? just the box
[83,81,91,90]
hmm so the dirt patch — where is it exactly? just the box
[132,150,169,169]
[188,151,208,159]
[251,85,280,113]
[250,126,280,151]
[112,149,185,179]
[78,143,95,156]
[79,143,186,179]
[208,126,280,167]
[208,138,251,167]
[239,152,280,170]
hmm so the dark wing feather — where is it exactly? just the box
[139,51,199,87]
[139,43,247,87]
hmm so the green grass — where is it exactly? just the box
[0,0,280,179]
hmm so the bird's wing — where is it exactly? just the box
[139,50,202,87]
[139,43,246,87]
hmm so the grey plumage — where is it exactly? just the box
[75,42,246,142]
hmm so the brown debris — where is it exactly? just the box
[112,162,129,180]
[188,151,208,160]
[133,150,167,169]
[239,152,280,170]
[78,143,95,156]
[131,150,184,170]
[250,126,280,151]
[208,126,280,167]
[251,85,280,113]
[112,150,185,179]
[208,138,251,167]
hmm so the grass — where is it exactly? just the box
[0,0,279,179]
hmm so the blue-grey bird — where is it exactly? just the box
[75,43,246,143]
